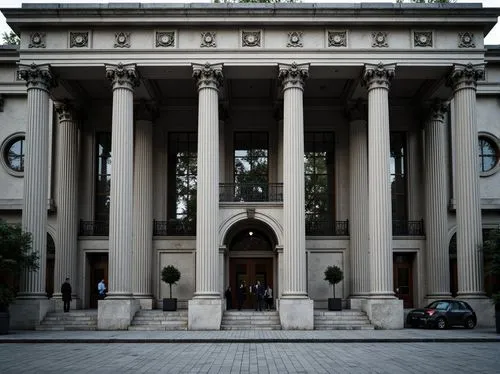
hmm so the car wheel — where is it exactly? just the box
[436,317,447,330]
[464,317,476,329]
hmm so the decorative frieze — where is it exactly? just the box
[414,31,433,47]
[114,32,131,48]
[242,30,261,47]
[69,31,89,48]
[458,32,475,48]
[155,31,175,47]
[29,32,46,48]
[328,30,347,47]
[201,32,216,48]
[372,31,388,48]
[287,31,303,48]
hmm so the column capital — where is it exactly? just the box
[134,99,159,122]
[428,100,449,124]
[105,63,140,91]
[447,63,485,92]
[18,63,56,92]
[54,100,78,124]
[362,62,396,91]
[192,62,224,91]
[278,62,309,91]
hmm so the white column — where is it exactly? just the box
[278,62,313,330]
[132,101,155,309]
[188,63,224,330]
[449,63,485,297]
[347,102,370,299]
[98,63,140,330]
[424,101,451,299]
[17,64,55,299]
[52,102,80,307]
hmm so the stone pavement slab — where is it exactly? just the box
[0,327,498,343]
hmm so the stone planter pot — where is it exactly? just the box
[328,298,342,311]
[163,298,177,311]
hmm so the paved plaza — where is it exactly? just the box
[0,329,499,373]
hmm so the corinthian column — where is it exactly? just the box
[98,63,140,330]
[449,64,485,298]
[362,63,403,329]
[278,62,313,330]
[132,101,155,309]
[424,101,451,300]
[188,63,224,330]
[347,101,370,300]
[52,102,80,308]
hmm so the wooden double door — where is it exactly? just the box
[229,258,273,310]
[393,253,414,308]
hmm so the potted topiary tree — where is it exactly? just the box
[324,265,344,311]
[484,227,500,333]
[161,265,181,311]
[0,221,38,334]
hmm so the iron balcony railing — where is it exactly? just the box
[219,183,283,202]
[392,219,425,236]
[79,220,109,236]
[305,215,349,236]
[153,219,196,236]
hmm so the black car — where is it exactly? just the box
[406,300,477,329]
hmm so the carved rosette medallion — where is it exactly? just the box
[201,32,216,48]
[414,31,433,47]
[458,32,475,48]
[429,100,448,123]
[242,31,261,47]
[278,62,309,91]
[54,101,75,123]
[362,63,396,91]
[372,31,388,48]
[192,63,224,91]
[29,32,46,48]
[105,63,140,91]
[70,32,89,48]
[328,31,347,47]
[447,63,484,92]
[156,31,175,48]
[114,32,131,48]
[287,31,303,48]
[18,63,56,92]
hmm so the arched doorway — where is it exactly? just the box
[225,219,277,310]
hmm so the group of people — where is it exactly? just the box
[225,281,273,311]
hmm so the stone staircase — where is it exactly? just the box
[128,309,188,331]
[314,309,374,330]
[221,310,281,330]
[36,310,98,331]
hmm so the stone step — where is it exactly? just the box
[132,316,187,321]
[131,320,188,326]
[314,325,375,330]
[44,316,97,322]
[128,309,188,331]
[220,311,281,330]
[39,310,98,331]
[314,315,368,321]
[36,325,98,331]
[40,320,97,326]
[128,325,187,331]
[314,310,366,316]
[222,315,280,320]
[221,325,282,330]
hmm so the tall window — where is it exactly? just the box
[304,132,335,233]
[390,132,407,221]
[95,132,111,222]
[168,133,197,228]
[233,132,269,201]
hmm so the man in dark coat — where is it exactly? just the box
[61,277,72,312]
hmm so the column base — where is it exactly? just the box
[349,296,369,310]
[456,297,495,327]
[279,298,314,330]
[9,298,54,330]
[134,297,155,310]
[362,298,404,329]
[97,299,140,330]
[188,298,223,330]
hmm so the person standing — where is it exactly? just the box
[224,286,232,310]
[237,281,246,310]
[265,284,273,311]
[97,279,106,300]
[61,277,72,312]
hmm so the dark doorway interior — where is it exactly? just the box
[230,258,273,310]
[88,253,108,309]
[393,253,414,308]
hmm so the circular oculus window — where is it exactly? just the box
[1,133,26,177]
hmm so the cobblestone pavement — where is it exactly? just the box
[0,342,499,374]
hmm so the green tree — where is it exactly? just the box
[161,265,181,299]
[1,31,20,46]
[324,265,343,299]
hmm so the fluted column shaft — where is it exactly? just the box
[349,113,370,296]
[424,102,451,298]
[105,63,139,299]
[53,102,79,300]
[132,104,154,299]
[449,63,485,297]
[192,63,223,297]
[363,63,396,298]
[17,64,54,298]
[279,63,309,298]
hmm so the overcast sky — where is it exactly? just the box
[1,0,499,44]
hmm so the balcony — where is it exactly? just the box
[219,183,283,202]
[153,219,195,236]
[79,220,109,236]
[392,219,425,236]
[305,215,349,236]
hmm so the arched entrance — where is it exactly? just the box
[225,219,278,310]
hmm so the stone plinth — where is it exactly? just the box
[136,297,155,310]
[458,298,495,327]
[279,298,314,330]
[97,299,140,330]
[363,298,404,329]
[9,299,54,330]
[188,298,223,330]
